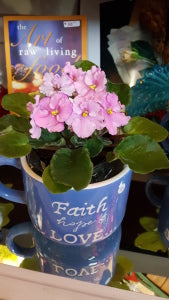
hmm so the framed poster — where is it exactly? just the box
[3,15,87,94]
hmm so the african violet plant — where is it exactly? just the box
[0,60,169,193]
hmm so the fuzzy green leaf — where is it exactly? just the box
[70,135,87,147]
[106,151,116,162]
[139,217,158,232]
[131,40,158,64]
[42,166,71,194]
[2,93,35,117]
[0,127,31,157]
[106,80,131,106]
[85,137,103,157]
[74,60,97,71]
[115,135,169,173]
[29,129,64,148]
[0,114,31,134]
[50,148,93,190]
[97,136,112,146]
[134,232,167,252]
[124,116,168,142]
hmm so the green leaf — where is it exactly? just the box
[70,134,87,147]
[0,114,31,134]
[106,151,116,162]
[112,256,134,282]
[131,40,157,64]
[98,136,112,146]
[42,166,71,194]
[115,135,169,173]
[74,60,97,71]
[29,129,64,148]
[108,280,130,290]
[134,232,167,252]
[0,127,31,157]
[0,245,21,265]
[139,217,158,232]
[85,137,103,157]
[20,256,40,271]
[50,148,93,190]
[0,203,14,227]
[124,117,168,142]
[2,93,35,117]
[106,80,131,106]
[62,126,72,139]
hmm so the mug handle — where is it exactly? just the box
[145,174,169,208]
[0,156,25,204]
[5,222,35,258]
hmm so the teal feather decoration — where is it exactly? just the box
[126,65,169,117]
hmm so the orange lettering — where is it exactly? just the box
[49,64,60,74]
[35,64,47,74]
[27,24,52,46]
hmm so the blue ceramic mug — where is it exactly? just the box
[6,221,121,285]
[0,156,132,246]
[145,174,169,248]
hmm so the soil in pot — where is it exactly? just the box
[26,149,124,184]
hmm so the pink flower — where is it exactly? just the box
[102,92,130,135]
[39,72,62,96]
[28,93,73,137]
[61,62,84,96]
[29,118,42,139]
[27,95,42,138]
[63,62,84,80]
[75,65,107,102]
[66,95,104,138]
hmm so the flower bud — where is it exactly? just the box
[121,50,138,63]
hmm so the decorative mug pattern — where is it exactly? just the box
[0,156,132,246]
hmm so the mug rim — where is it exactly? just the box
[20,156,131,190]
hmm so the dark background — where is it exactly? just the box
[100,0,136,82]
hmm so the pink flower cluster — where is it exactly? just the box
[27,62,130,139]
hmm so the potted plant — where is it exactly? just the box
[0,60,169,248]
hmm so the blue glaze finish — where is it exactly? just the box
[6,221,121,285]
[158,187,169,248]
[146,174,169,248]
[0,156,132,246]
[21,157,132,246]
[0,157,25,204]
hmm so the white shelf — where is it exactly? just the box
[119,250,169,277]
[0,263,165,300]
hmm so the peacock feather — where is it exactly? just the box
[126,65,169,117]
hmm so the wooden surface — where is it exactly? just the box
[147,274,169,296]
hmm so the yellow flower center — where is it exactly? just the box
[107,107,113,115]
[90,84,96,90]
[82,110,88,117]
[51,109,59,116]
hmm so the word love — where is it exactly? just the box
[54,264,99,277]
[50,228,113,245]
[53,261,111,278]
